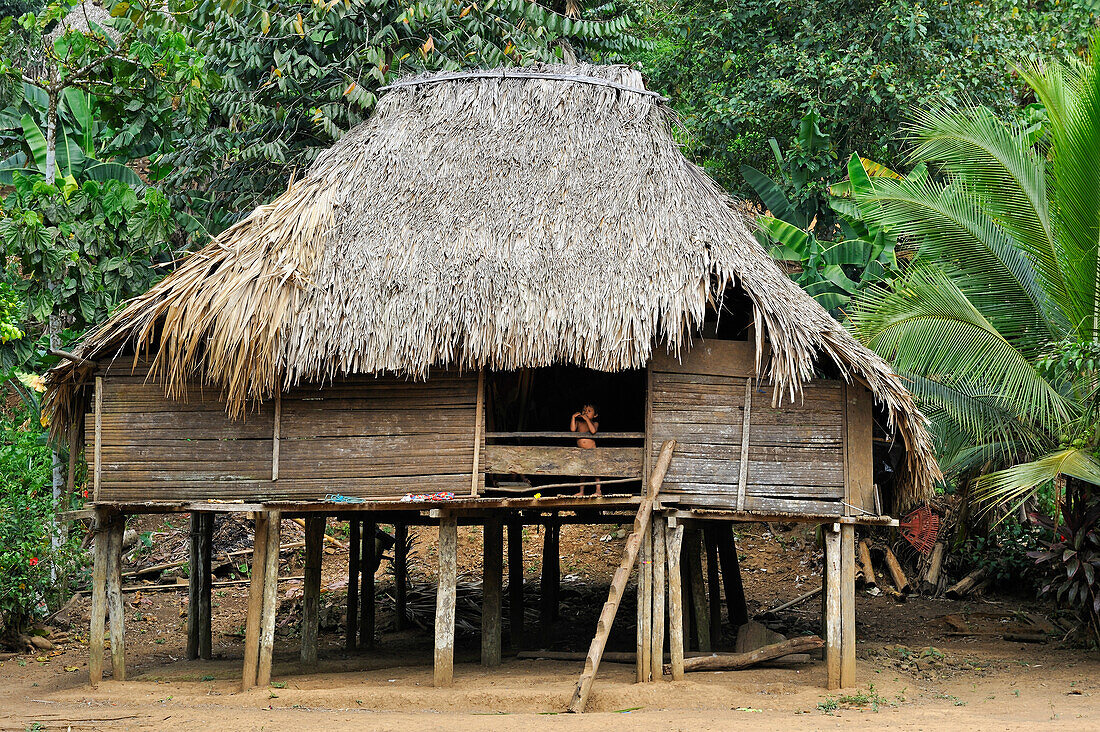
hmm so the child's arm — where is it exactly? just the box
[580,415,598,434]
[570,413,580,432]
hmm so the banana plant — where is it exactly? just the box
[751,153,916,315]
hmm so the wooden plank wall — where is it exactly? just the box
[87,362,479,502]
[648,340,848,516]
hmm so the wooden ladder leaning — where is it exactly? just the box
[567,439,676,714]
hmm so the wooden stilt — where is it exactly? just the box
[569,439,675,713]
[242,512,269,690]
[682,559,695,652]
[840,524,856,688]
[346,519,359,649]
[394,523,408,632]
[665,520,685,681]
[650,515,666,681]
[715,523,748,628]
[685,528,710,652]
[539,519,560,647]
[508,521,524,651]
[257,511,281,687]
[638,520,653,681]
[360,518,376,649]
[187,512,213,661]
[482,519,503,666]
[89,509,109,687]
[106,513,125,681]
[824,524,842,690]
[435,514,458,687]
[301,515,325,667]
[199,513,213,659]
[703,525,722,645]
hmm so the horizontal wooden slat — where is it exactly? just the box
[650,340,765,378]
[483,445,643,478]
[673,491,843,515]
[96,474,471,502]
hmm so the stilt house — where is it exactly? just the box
[46,64,940,705]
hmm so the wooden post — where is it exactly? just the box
[824,524,842,690]
[187,512,213,661]
[106,512,125,681]
[257,511,281,687]
[637,520,652,681]
[435,514,458,687]
[508,521,524,651]
[242,512,269,690]
[736,378,752,511]
[665,520,685,681]
[714,524,748,628]
[394,523,408,632]
[482,519,503,666]
[650,515,666,681]
[840,524,856,688]
[346,519,359,649]
[93,376,102,501]
[271,392,281,481]
[539,519,560,647]
[471,369,485,495]
[703,526,722,645]
[88,508,109,686]
[301,515,325,667]
[685,528,710,652]
[360,518,376,649]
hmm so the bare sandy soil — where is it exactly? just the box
[1,521,1098,730]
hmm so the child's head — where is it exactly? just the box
[581,403,599,419]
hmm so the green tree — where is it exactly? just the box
[847,33,1100,514]
[634,0,1096,195]
[161,0,638,233]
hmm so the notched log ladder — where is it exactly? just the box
[567,439,676,714]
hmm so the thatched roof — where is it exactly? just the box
[45,64,940,505]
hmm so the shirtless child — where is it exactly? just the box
[570,404,600,496]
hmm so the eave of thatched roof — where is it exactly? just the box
[45,63,941,507]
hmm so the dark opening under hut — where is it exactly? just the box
[45,64,940,708]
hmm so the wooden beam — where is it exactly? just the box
[482,445,643,478]
[665,520,685,680]
[88,509,109,686]
[257,511,281,687]
[651,514,666,681]
[568,439,675,713]
[346,519,359,649]
[482,519,503,666]
[301,515,324,667]
[472,369,485,495]
[394,523,408,632]
[736,378,752,511]
[360,518,376,649]
[840,523,856,688]
[106,513,125,681]
[540,519,560,647]
[507,521,524,651]
[638,520,652,682]
[824,524,842,690]
[668,636,824,674]
[242,512,269,690]
[685,528,710,652]
[434,514,458,687]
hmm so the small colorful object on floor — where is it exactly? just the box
[401,491,456,502]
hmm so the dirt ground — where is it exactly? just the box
[1,519,1098,730]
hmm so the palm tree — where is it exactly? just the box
[847,33,1100,515]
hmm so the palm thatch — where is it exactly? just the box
[45,64,940,506]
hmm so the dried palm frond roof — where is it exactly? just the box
[45,64,940,506]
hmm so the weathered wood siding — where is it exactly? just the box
[87,362,479,502]
[648,340,857,516]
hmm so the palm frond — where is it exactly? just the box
[849,266,1071,435]
[972,448,1100,513]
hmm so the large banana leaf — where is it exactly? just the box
[740,165,804,228]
